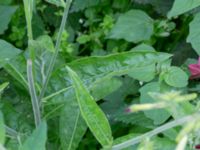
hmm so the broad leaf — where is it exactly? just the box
[66,66,113,148]
[109,10,154,43]
[19,121,47,150]
[168,0,200,18]
[0,5,17,34]
[187,12,200,55]
[163,67,188,88]
[0,112,5,144]
[139,82,170,125]
[47,51,172,104]
[0,40,21,68]
[60,102,87,150]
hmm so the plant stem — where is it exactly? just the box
[39,0,72,100]
[23,0,34,59]
[112,112,200,150]
[27,60,41,127]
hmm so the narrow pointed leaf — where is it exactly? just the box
[66,66,113,148]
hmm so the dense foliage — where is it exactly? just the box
[1,0,200,149]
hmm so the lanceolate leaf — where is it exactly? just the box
[187,12,200,55]
[66,66,113,148]
[168,0,200,18]
[19,121,47,150]
[59,102,87,150]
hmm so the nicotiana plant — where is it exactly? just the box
[1,0,200,150]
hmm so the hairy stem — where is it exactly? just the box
[27,60,41,127]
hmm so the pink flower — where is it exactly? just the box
[188,57,200,79]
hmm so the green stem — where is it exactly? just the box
[39,0,72,100]
[23,0,33,40]
[27,60,41,127]
[112,112,200,150]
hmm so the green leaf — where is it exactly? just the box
[31,35,55,53]
[90,77,122,100]
[66,66,113,148]
[0,82,9,93]
[151,137,176,150]
[187,12,200,55]
[139,82,170,125]
[46,51,172,104]
[4,55,28,90]
[134,0,173,16]
[168,0,200,18]
[45,0,65,7]
[19,121,47,150]
[163,67,188,88]
[0,112,5,145]
[59,103,87,150]
[128,63,156,82]
[0,40,21,68]
[0,5,17,34]
[131,43,155,51]
[0,0,12,5]
[71,0,99,12]
[109,10,154,43]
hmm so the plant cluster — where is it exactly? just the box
[1,0,200,150]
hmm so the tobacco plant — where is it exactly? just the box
[1,0,200,150]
